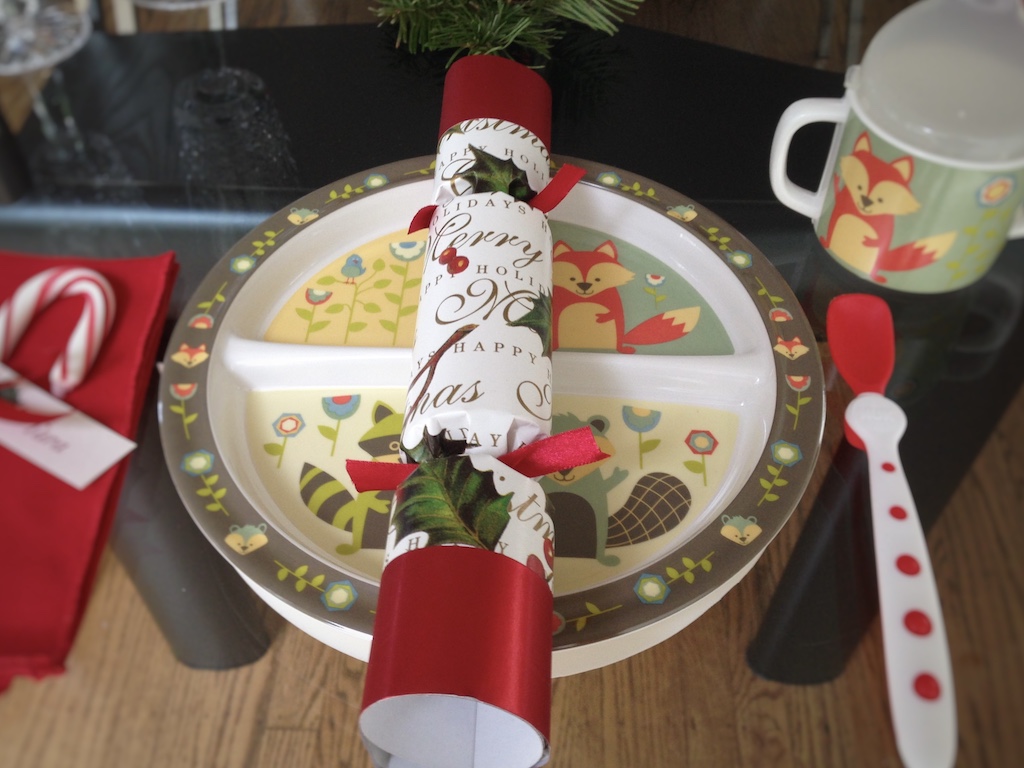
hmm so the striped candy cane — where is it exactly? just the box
[0,267,116,398]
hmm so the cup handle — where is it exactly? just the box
[1008,203,1024,239]
[769,97,849,219]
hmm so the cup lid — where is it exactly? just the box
[855,0,1024,164]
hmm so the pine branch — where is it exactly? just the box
[549,0,641,35]
[372,0,644,66]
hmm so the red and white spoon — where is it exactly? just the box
[827,294,957,768]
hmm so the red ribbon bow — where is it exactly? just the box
[407,162,587,234]
[346,425,606,492]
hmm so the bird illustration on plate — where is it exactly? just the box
[341,254,366,283]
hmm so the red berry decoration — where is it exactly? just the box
[526,554,545,580]
[438,247,457,265]
[448,255,470,274]
[543,538,554,568]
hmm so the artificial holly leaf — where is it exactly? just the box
[393,456,512,550]
[424,428,471,457]
[457,146,536,202]
[508,288,552,357]
[404,426,470,463]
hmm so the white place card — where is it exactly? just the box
[0,363,136,490]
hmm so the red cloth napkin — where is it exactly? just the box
[0,250,178,692]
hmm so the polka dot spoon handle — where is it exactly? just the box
[828,294,956,768]
[845,393,957,768]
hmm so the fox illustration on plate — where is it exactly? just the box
[552,240,700,353]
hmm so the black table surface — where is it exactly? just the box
[1,23,1021,678]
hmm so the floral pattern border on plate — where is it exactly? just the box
[158,155,825,651]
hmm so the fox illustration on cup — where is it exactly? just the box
[821,132,957,284]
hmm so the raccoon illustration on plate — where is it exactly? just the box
[298,401,403,554]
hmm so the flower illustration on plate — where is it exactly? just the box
[230,255,258,274]
[306,288,332,305]
[389,240,426,262]
[786,374,814,429]
[978,175,1016,207]
[683,429,719,486]
[181,449,229,514]
[758,440,804,506]
[686,430,718,454]
[786,375,811,392]
[169,382,199,440]
[187,313,215,329]
[320,394,361,456]
[597,171,622,187]
[552,611,566,635]
[322,395,360,420]
[181,449,214,476]
[643,274,668,310]
[363,173,389,190]
[273,413,305,437]
[727,250,753,269]
[297,288,335,342]
[265,413,305,468]
[321,580,358,611]
[623,406,662,469]
[170,343,209,368]
[634,574,670,605]
[170,382,197,400]
[771,440,803,467]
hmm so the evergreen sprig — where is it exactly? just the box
[372,0,644,66]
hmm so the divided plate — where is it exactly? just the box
[159,156,824,675]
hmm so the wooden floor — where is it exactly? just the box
[6,2,1024,767]
[1,384,1021,767]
